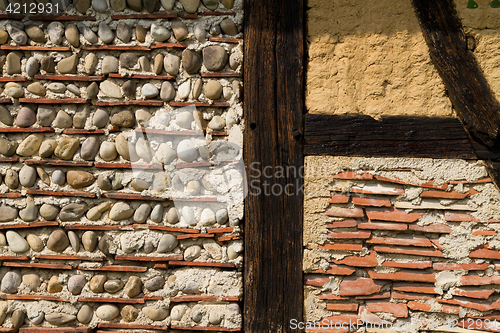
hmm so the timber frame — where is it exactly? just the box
[243,0,500,332]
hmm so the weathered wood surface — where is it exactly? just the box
[305,115,477,159]
[244,0,305,331]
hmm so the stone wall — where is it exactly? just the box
[303,156,500,332]
[0,0,244,331]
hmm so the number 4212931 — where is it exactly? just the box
[6,2,59,14]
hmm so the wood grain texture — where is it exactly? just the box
[244,0,305,331]
[304,115,477,158]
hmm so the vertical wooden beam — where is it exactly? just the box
[243,0,305,331]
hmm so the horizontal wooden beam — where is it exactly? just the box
[304,114,477,159]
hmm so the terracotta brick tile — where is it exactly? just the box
[366,269,436,283]
[352,197,391,207]
[358,222,408,231]
[326,208,365,218]
[325,231,371,239]
[441,305,461,315]
[444,211,499,222]
[453,289,495,299]
[326,303,359,312]
[366,301,408,318]
[333,171,373,180]
[407,301,432,312]
[367,236,433,247]
[339,278,384,296]
[373,246,444,257]
[366,207,424,223]
[430,239,443,250]
[437,298,494,312]
[473,230,497,236]
[358,305,391,325]
[355,291,391,300]
[420,190,472,200]
[395,201,473,211]
[350,185,405,196]
[461,275,500,286]
[450,177,492,184]
[391,291,432,301]
[318,294,349,300]
[393,283,437,294]
[20,327,90,333]
[469,249,500,260]
[328,195,350,204]
[408,224,452,233]
[314,264,355,276]
[374,175,448,190]
[332,251,378,267]
[382,261,432,269]
[326,220,358,228]
[304,277,330,287]
[98,323,170,331]
[433,262,489,271]
[318,243,363,252]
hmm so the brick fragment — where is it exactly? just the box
[315,264,355,276]
[352,197,391,207]
[332,251,378,267]
[433,262,489,271]
[333,171,373,180]
[350,185,404,196]
[407,301,432,312]
[391,292,432,301]
[408,224,452,233]
[453,289,495,299]
[395,201,472,211]
[318,294,349,301]
[326,303,359,312]
[325,231,371,239]
[366,302,408,318]
[366,269,436,283]
[339,278,383,296]
[366,207,424,223]
[367,236,433,247]
[304,277,330,287]
[326,220,357,228]
[373,246,444,257]
[420,190,475,199]
[469,249,500,260]
[355,291,391,300]
[382,261,432,269]
[393,283,437,294]
[326,208,364,218]
[328,195,350,204]
[473,230,497,236]
[374,175,448,190]
[445,212,485,222]
[358,305,391,325]
[318,243,363,251]
[450,177,492,184]
[358,222,407,231]
[461,275,500,286]
[441,305,461,315]
[437,298,494,312]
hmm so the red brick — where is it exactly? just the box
[420,190,472,200]
[355,291,391,300]
[366,269,436,283]
[461,275,500,286]
[408,224,452,233]
[326,303,359,312]
[445,212,480,222]
[433,262,489,271]
[304,277,330,287]
[453,289,495,299]
[437,298,494,312]
[358,222,408,231]
[358,305,391,325]
[366,207,424,223]
[407,301,432,312]
[315,264,355,276]
[473,230,497,236]
[349,186,405,196]
[339,278,383,296]
[332,251,378,267]
[382,261,432,269]
[352,197,391,207]
[392,292,432,301]
[326,208,364,218]
[374,175,448,190]
[325,231,371,239]
[431,239,443,250]
[367,236,432,247]
[450,177,492,184]
[318,243,363,251]
[318,294,349,300]
[333,171,373,180]
[326,220,357,228]
[366,302,408,318]
[393,283,437,294]
[328,195,350,204]
[442,305,461,315]
[373,246,444,257]
[470,249,500,260]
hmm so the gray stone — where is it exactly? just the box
[26,234,43,252]
[121,305,139,322]
[92,0,107,11]
[139,56,150,71]
[166,207,179,224]
[27,82,46,96]
[84,53,98,75]
[184,245,201,260]
[109,202,134,220]
[0,106,13,126]
[210,24,221,36]
[75,0,91,13]
[87,82,99,99]
[67,84,81,96]
[76,23,98,44]
[177,139,198,162]
[229,52,241,70]
[176,111,193,129]
[102,56,119,74]
[126,0,142,11]
[111,110,135,128]
[203,45,228,72]
[133,203,151,223]
[22,272,40,291]
[117,22,132,43]
[96,305,119,321]
[124,276,142,297]
[151,23,170,42]
[110,0,126,11]
[170,305,186,321]
[160,0,175,10]
[89,274,107,292]
[136,25,146,42]
[26,57,39,77]
[52,170,65,185]
[97,174,111,190]
[122,80,136,97]
[143,306,168,321]
[47,230,69,252]
[141,83,159,98]
[143,0,157,12]
[86,202,110,220]
[202,0,217,9]
[164,53,180,75]
[115,132,137,161]
[135,110,151,126]
[208,115,225,130]
[40,204,59,221]
[0,137,17,157]
[77,305,93,324]
[119,53,137,69]
[48,22,65,44]
[98,22,114,44]
[203,240,222,259]
[40,56,55,73]
[37,105,56,126]
[57,54,78,74]
[99,142,117,161]
[177,81,190,100]
[47,82,66,94]
[20,196,37,222]
[220,18,238,35]
[1,271,21,293]
[192,78,202,100]
[150,204,163,223]
[220,0,232,8]
[100,80,122,98]
[155,143,176,165]
[209,312,222,325]
[54,137,79,160]
[6,24,27,45]
[80,137,99,161]
[160,81,175,101]
[4,83,23,98]
[204,80,223,100]
[65,23,80,47]
[52,110,73,128]
[104,279,123,293]
[182,49,202,74]
[182,206,196,225]
[92,110,108,128]
[6,231,29,253]
[68,230,79,252]
[30,311,44,325]
[82,231,98,251]
[144,276,164,291]
[59,203,87,221]
[98,234,112,255]
[36,167,50,185]
[157,234,177,253]
[19,165,37,187]
[25,25,46,43]
[135,137,153,161]
[45,313,76,325]
[16,107,36,127]
[153,54,163,74]
[172,21,188,41]
[186,180,200,195]
[179,0,199,13]
[4,170,18,189]
[11,309,25,329]
[194,24,206,42]
[68,275,86,295]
